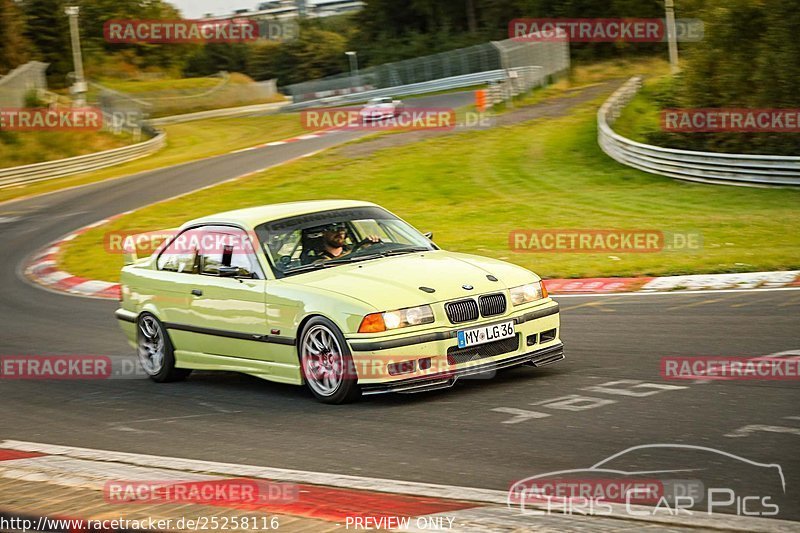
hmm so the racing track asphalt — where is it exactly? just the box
[0,90,798,523]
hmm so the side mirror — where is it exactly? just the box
[424,231,433,240]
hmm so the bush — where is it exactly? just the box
[23,89,44,107]
[669,0,800,155]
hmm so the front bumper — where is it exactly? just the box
[359,342,564,395]
[346,301,562,394]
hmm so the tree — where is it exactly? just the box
[649,0,800,155]
[75,0,189,76]
[247,40,281,81]
[22,0,71,86]
[184,43,250,77]
[0,0,31,74]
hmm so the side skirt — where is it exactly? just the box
[174,350,303,386]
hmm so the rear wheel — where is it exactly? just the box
[299,317,361,404]
[137,313,191,383]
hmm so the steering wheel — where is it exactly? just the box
[350,237,382,253]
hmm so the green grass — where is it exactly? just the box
[61,88,800,283]
[0,113,307,205]
[90,73,286,118]
[496,57,671,112]
[99,77,222,94]
[613,75,672,142]
[0,130,134,168]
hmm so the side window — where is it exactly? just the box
[351,220,390,242]
[379,220,417,245]
[197,227,263,279]
[156,228,200,274]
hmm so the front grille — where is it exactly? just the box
[447,334,520,365]
[445,299,479,324]
[479,293,506,317]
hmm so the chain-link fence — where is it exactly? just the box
[490,35,570,102]
[91,73,279,138]
[0,62,49,107]
[284,35,569,104]
[92,73,279,117]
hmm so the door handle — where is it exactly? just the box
[191,289,203,296]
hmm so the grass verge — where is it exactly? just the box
[98,77,222,94]
[89,73,285,117]
[612,75,672,143]
[0,130,134,168]
[61,78,800,283]
[0,113,307,205]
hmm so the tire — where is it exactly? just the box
[136,313,192,383]
[299,316,361,404]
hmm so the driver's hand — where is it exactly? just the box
[365,235,381,243]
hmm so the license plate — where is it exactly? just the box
[457,321,515,349]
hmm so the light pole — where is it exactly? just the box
[665,0,679,73]
[65,6,87,107]
[345,51,359,87]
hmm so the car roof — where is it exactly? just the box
[184,199,381,229]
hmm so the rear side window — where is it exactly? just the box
[196,226,263,279]
[157,228,200,274]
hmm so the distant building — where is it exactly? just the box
[305,0,365,18]
[201,0,363,40]
[209,0,364,21]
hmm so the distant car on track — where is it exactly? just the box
[116,200,563,403]
[359,97,403,121]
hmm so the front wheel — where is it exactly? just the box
[137,313,192,383]
[299,317,361,404]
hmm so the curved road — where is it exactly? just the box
[0,91,798,523]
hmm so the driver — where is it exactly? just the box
[315,223,381,261]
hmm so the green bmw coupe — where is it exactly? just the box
[116,200,563,403]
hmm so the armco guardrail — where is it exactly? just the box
[0,98,290,190]
[0,130,166,190]
[284,70,508,111]
[150,100,288,126]
[598,77,800,187]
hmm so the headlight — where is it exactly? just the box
[509,282,547,306]
[358,305,435,333]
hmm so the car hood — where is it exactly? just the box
[281,250,539,311]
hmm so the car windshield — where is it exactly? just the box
[254,206,435,278]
